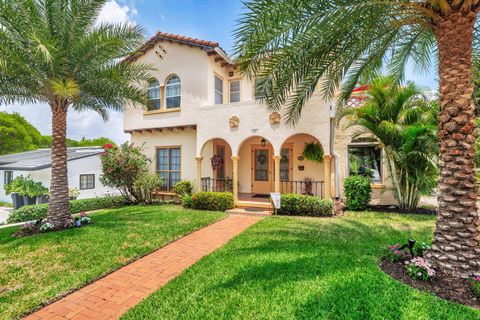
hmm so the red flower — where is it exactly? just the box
[104,144,113,149]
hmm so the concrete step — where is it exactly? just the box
[235,200,272,209]
[226,207,272,217]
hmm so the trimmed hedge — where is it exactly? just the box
[277,194,333,216]
[7,196,125,223]
[344,175,372,210]
[190,192,234,212]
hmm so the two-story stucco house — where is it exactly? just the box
[123,32,396,208]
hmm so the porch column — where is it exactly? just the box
[323,155,333,199]
[232,156,240,201]
[195,156,203,192]
[273,155,281,193]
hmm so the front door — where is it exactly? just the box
[251,146,272,194]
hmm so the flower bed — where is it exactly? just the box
[13,212,94,237]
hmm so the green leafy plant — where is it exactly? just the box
[471,277,480,298]
[132,172,163,205]
[277,194,333,216]
[384,244,404,262]
[40,222,54,233]
[173,180,194,196]
[5,176,48,197]
[181,195,194,209]
[302,142,324,163]
[191,192,234,211]
[7,196,125,223]
[414,242,431,257]
[69,188,80,200]
[344,175,372,211]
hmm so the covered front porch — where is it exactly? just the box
[196,134,333,207]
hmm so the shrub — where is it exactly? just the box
[344,175,372,210]
[277,194,333,216]
[406,257,435,281]
[181,195,194,209]
[7,196,125,223]
[173,180,193,196]
[100,142,150,203]
[191,192,234,211]
[133,173,163,204]
[471,277,480,298]
[414,242,431,257]
[5,175,48,197]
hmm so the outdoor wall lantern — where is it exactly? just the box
[261,138,267,147]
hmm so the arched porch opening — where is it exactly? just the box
[236,136,275,201]
[280,133,330,198]
[198,138,233,192]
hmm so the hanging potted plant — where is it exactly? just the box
[302,142,324,163]
[211,155,224,171]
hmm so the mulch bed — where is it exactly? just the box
[380,259,480,309]
[370,205,437,215]
[13,219,93,238]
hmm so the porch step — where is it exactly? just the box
[235,200,272,210]
[226,207,272,217]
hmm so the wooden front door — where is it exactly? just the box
[251,145,273,194]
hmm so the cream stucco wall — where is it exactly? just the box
[334,118,396,205]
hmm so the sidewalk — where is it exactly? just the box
[24,215,262,320]
[0,207,12,224]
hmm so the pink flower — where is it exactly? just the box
[104,143,113,149]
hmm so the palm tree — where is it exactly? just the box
[235,0,480,277]
[341,77,438,211]
[0,0,151,229]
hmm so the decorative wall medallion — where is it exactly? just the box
[229,116,240,128]
[155,44,167,59]
[269,112,281,125]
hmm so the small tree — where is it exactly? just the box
[100,143,153,203]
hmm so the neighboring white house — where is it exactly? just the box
[123,32,397,208]
[0,147,115,203]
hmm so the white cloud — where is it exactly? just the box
[96,0,136,25]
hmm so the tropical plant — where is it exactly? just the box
[235,0,480,277]
[302,142,324,163]
[343,175,372,211]
[132,172,163,205]
[0,0,151,229]
[100,143,150,203]
[341,77,439,211]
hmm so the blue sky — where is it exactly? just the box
[1,0,438,144]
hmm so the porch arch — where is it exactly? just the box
[196,138,233,193]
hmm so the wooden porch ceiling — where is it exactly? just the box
[124,124,197,134]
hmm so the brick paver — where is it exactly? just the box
[24,215,261,320]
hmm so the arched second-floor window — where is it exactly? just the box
[147,79,161,110]
[166,75,181,108]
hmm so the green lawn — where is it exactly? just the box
[123,212,480,320]
[0,205,225,320]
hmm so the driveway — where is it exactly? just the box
[0,207,12,224]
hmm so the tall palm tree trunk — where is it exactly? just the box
[46,102,72,228]
[428,11,480,278]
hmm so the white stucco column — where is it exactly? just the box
[273,155,281,193]
[232,155,240,201]
[196,156,203,192]
[323,155,333,199]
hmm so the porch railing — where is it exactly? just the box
[280,180,324,198]
[201,177,234,192]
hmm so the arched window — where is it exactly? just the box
[147,79,161,110]
[166,75,181,108]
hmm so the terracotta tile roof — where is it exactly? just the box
[124,31,229,64]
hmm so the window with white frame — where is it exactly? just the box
[147,79,161,110]
[3,171,13,187]
[165,75,181,108]
[79,174,95,190]
[229,80,240,103]
[215,75,223,104]
[348,145,382,183]
[156,147,181,191]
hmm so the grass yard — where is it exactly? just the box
[123,212,480,320]
[0,205,225,320]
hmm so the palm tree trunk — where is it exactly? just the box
[46,102,72,228]
[428,11,480,278]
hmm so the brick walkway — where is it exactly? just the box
[25,215,262,320]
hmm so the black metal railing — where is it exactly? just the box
[280,180,324,198]
[201,177,234,192]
